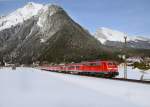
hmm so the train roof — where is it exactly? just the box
[49,60,117,67]
[81,60,112,63]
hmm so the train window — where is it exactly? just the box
[89,63,100,66]
[83,64,88,66]
[76,66,80,69]
[68,66,74,69]
[108,63,113,65]
[82,62,101,66]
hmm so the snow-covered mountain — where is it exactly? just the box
[94,27,150,43]
[0,2,43,31]
[0,2,101,64]
[94,27,150,49]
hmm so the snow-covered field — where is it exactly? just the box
[0,67,150,107]
[118,64,150,80]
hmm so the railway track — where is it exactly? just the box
[76,73,150,84]
[41,68,150,85]
[74,73,150,84]
[104,77,150,84]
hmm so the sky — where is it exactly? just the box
[0,0,150,37]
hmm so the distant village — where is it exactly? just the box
[0,56,150,68]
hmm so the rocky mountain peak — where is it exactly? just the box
[37,4,67,35]
[0,2,102,64]
[24,2,40,8]
[48,4,63,12]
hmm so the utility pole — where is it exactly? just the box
[124,36,127,79]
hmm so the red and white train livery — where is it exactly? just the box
[42,60,119,77]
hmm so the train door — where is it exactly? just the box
[101,62,107,72]
[101,62,104,72]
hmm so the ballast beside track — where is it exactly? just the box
[104,77,150,84]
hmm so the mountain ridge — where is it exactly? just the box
[94,27,150,49]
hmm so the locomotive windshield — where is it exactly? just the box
[82,61,101,66]
[108,62,117,67]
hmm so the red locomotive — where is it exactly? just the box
[42,60,119,77]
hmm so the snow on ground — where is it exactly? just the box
[118,64,150,80]
[0,67,150,107]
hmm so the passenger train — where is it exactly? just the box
[42,60,119,78]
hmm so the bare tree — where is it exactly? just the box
[133,60,150,81]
